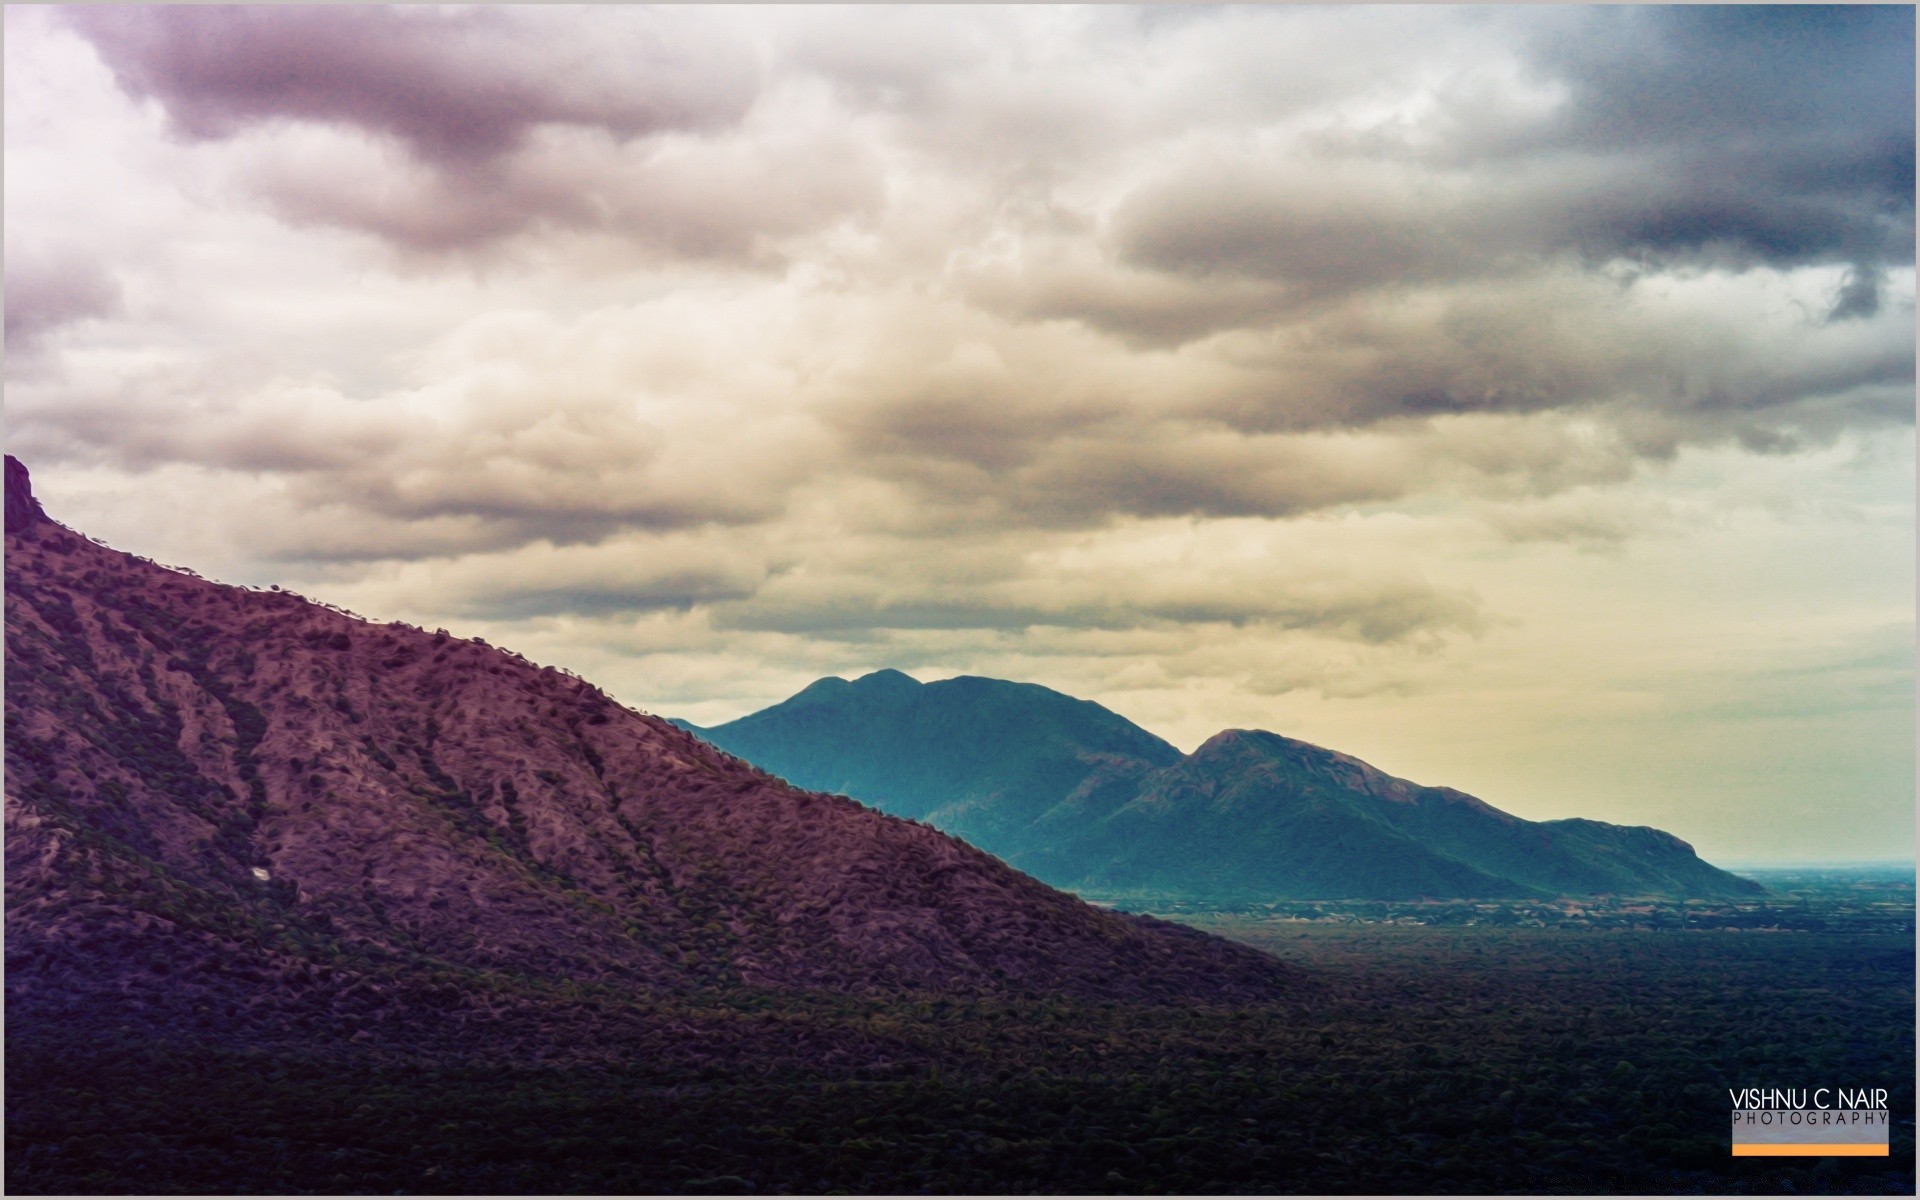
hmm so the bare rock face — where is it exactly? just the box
[5,455,45,534]
[4,460,1291,1055]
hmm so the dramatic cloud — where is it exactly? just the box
[6,5,1912,859]
[69,5,758,162]
[1533,7,1912,268]
[63,5,888,258]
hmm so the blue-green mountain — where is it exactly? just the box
[674,670,1763,902]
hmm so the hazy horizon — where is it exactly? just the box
[6,5,1913,862]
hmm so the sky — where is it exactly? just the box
[5,4,1913,863]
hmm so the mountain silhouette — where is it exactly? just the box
[679,671,1763,902]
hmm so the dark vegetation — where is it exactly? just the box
[9,919,1912,1195]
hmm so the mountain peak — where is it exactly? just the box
[1197,728,1253,749]
[1194,728,1292,758]
[790,674,852,699]
[5,455,47,534]
[854,668,922,691]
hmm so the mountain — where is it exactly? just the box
[3,455,1293,1062]
[680,672,1764,902]
[672,670,1183,863]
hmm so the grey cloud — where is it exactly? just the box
[12,385,404,476]
[825,387,1783,536]
[1560,159,1911,274]
[460,576,763,621]
[275,427,804,557]
[957,238,1293,349]
[713,572,1483,646]
[1076,6,1911,351]
[64,5,871,258]
[14,379,805,561]
[1108,144,1908,340]
[67,5,756,165]
[1829,265,1884,323]
[243,119,885,260]
[3,247,122,354]
[1113,162,1497,303]
[1678,346,1914,422]
[243,145,595,256]
[842,389,1122,475]
[1523,5,1912,270]
[247,510,551,567]
[1074,240,1911,445]
[993,431,1406,525]
[1531,7,1912,161]
[323,472,782,545]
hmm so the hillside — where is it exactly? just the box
[682,674,1763,902]
[3,455,1293,1064]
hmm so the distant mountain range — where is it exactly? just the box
[3,456,1292,1060]
[675,670,1763,902]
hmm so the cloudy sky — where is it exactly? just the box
[6,5,1913,862]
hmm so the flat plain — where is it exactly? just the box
[9,871,1911,1195]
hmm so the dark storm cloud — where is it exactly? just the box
[1503,5,1912,271]
[66,5,756,165]
[1535,7,1911,159]
[1096,5,1912,353]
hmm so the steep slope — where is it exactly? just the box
[685,676,1763,902]
[675,670,1181,866]
[3,456,1292,1055]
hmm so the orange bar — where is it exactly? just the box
[1731,1144,1889,1157]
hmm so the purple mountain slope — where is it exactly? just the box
[4,455,1294,1058]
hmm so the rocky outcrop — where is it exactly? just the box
[5,454,46,533]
